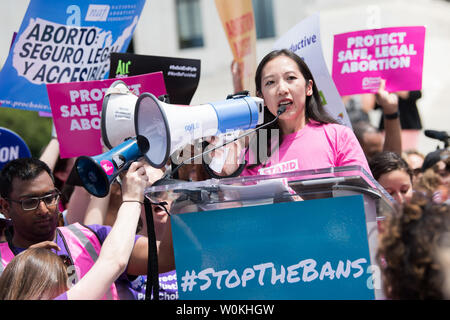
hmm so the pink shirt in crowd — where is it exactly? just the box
[241,121,372,177]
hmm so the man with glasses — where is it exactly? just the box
[0,158,60,248]
[0,157,174,299]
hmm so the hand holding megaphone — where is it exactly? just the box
[121,160,149,203]
[198,104,289,178]
[203,133,246,176]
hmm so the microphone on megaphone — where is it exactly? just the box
[424,130,449,142]
[74,135,149,198]
[101,82,265,169]
[424,129,449,148]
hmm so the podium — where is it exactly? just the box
[145,165,395,300]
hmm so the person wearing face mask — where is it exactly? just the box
[369,151,413,205]
[208,49,371,178]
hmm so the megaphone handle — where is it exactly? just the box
[110,159,137,187]
[203,157,247,179]
[208,146,230,173]
[110,161,132,185]
[201,139,247,178]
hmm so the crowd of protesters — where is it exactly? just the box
[0,48,448,300]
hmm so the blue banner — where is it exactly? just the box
[0,0,146,113]
[0,127,31,170]
[171,195,375,299]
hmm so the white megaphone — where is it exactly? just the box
[101,80,139,150]
[101,81,264,168]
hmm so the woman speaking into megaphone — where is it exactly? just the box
[205,49,372,178]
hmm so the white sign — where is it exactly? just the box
[273,13,351,128]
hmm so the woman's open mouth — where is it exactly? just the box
[278,100,293,111]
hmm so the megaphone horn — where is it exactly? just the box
[135,92,264,168]
[101,80,139,150]
[101,81,264,169]
[75,136,149,198]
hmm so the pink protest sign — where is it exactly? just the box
[47,72,167,158]
[332,26,425,96]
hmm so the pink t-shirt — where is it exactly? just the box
[241,121,372,177]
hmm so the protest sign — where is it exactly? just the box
[273,13,351,127]
[171,195,375,299]
[46,72,166,158]
[109,53,201,105]
[215,0,257,95]
[0,127,31,169]
[0,0,146,113]
[332,26,426,95]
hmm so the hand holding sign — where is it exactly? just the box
[375,79,399,115]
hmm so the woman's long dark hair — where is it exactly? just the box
[369,151,413,182]
[247,49,337,168]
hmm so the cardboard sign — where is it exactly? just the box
[0,0,146,113]
[171,195,375,299]
[273,13,351,127]
[332,26,426,95]
[109,53,201,105]
[214,0,257,95]
[46,72,166,158]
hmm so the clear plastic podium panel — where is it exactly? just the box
[145,166,395,300]
[145,165,394,218]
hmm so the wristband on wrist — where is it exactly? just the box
[384,111,399,120]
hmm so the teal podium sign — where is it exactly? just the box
[171,195,375,300]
